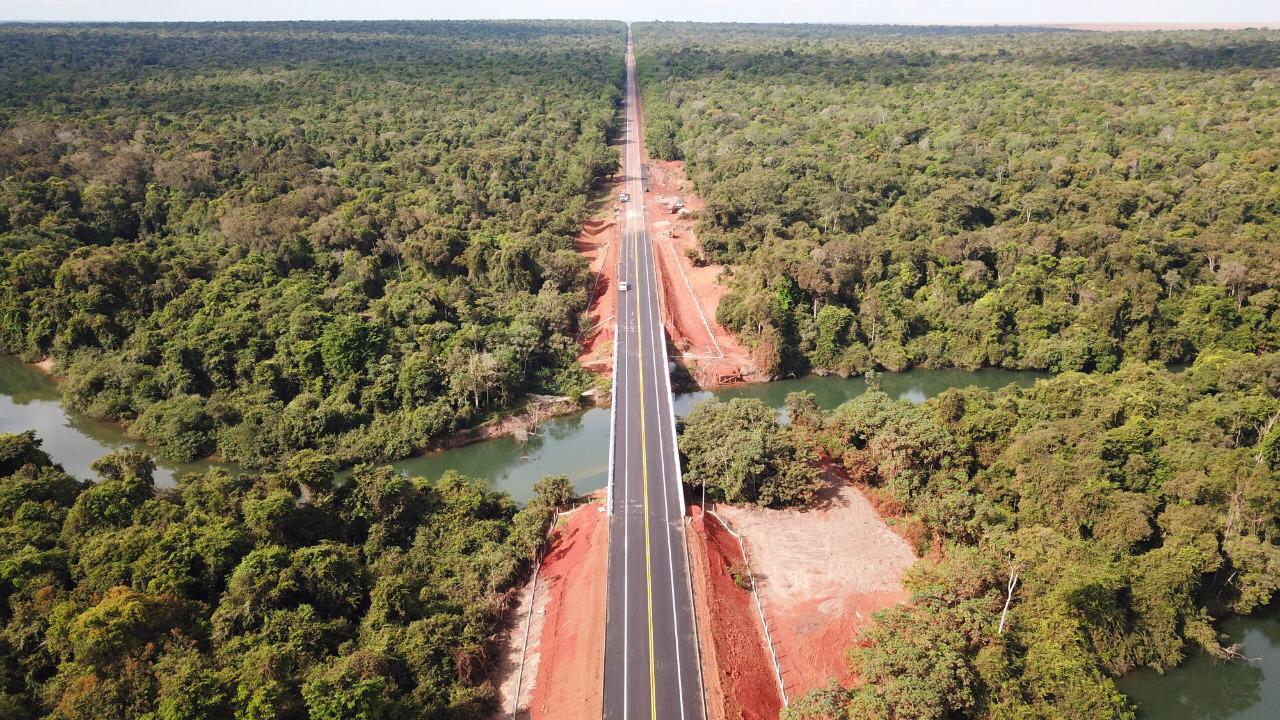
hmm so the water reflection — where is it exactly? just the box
[384,369,1044,502]
[0,355,236,486]
[2,356,1045,500]
[1117,611,1280,719]
[387,407,612,502]
[671,368,1046,421]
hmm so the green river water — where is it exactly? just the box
[2,354,1275,716]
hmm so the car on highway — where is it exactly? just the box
[619,192,630,202]
[619,281,629,291]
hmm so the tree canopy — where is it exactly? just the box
[0,430,575,718]
[0,20,627,468]
[678,396,823,507]
[715,355,1280,719]
[635,23,1280,377]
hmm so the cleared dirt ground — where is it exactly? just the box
[493,501,608,719]
[578,96,757,386]
[714,476,917,698]
[577,211,621,374]
[643,160,757,386]
[528,503,608,720]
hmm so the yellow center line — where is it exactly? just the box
[633,222,658,719]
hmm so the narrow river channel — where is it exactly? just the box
[0,355,1044,499]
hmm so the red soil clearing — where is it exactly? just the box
[688,507,784,720]
[643,159,757,386]
[577,93,756,386]
[527,504,608,720]
[714,476,916,698]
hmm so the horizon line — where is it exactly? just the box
[1,18,1279,27]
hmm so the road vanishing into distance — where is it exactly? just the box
[602,28,706,720]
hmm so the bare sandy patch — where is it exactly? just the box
[490,500,608,720]
[493,554,548,717]
[714,478,916,697]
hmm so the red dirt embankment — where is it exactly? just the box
[528,504,607,720]
[577,213,621,374]
[576,92,755,386]
[494,502,608,720]
[714,475,916,699]
[688,507,784,720]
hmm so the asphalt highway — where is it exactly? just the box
[601,28,705,720]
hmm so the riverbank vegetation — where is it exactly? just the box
[679,354,1280,719]
[0,430,575,718]
[678,396,824,506]
[0,21,626,468]
[635,24,1280,377]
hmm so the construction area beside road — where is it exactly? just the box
[686,506,784,720]
[576,147,755,387]
[641,159,756,386]
[517,31,915,720]
[713,476,917,700]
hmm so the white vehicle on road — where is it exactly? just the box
[619,192,630,202]
[619,281,629,291]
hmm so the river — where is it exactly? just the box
[320,369,1046,503]
[1116,610,1280,719]
[0,355,1043,499]
[0,355,240,485]
[3,355,1275,716]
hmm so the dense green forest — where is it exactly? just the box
[0,21,626,467]
[658,24,1280,718]
[0,430,577,718]
[635,24,1280,376]
[679,353,1280,719]
[4,18,1280,720]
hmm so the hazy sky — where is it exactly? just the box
[4,0,1278,24]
